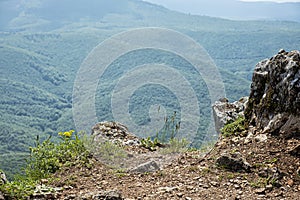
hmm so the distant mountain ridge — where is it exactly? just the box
[145,0,300,22]
[1,0,300,31]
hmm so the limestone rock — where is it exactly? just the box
[91,121,140,146]
[0,171,6,185]
[245,50,300,137]
[212,97,248,134]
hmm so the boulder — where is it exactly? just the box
[129,160,160,173]
[245,49,300,137]
[212,97,248,134]
[215,153,251,172]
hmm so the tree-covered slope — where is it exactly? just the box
[1,0,300,178]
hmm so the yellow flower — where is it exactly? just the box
[63,131,72,137]
[58,130,74,138]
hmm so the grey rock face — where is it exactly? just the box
[245,49,300,137]
[212,97,248,134]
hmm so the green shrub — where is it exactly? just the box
[0,130,92,199]
[25,130,91,180]
[140,137,160,151]
[221,116,246,137]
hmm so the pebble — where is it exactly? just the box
[210,181,220,187]
[255,188,266,194]
[266,184,273,191]
[199,183,209,188]
[177,193,183,197]
[287,179,294,187]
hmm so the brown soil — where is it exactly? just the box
[49,130,300,200]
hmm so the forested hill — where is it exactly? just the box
[1,0,300,178]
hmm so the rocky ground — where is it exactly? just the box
[36,124,298,200]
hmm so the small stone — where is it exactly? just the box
[287,179,294,187]
[234,184,240,189]
[199,183,209,188]
[158,186,178,193]
[177,193,184,197]
[185,197,192,200]
[254,134,268,143]
[255,188,266,194]
[266,184,273,191]
[210,181,220,187]
[232,137,240,143]
[40,179,48,184]
[274,191,283,197]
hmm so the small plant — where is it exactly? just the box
[227,173,235,179]
[159,111,181,143]
[114,169,127,178]
[160,138,189,154]
[221,116,246,137]
[249,175,278,189]
[265,158,278,164]
[140,137,161,151]
[94,141,127,166]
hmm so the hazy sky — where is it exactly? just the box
[144,0,300,13]
[144,0,300,20]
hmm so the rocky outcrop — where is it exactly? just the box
[91,121,179,173]
[245,49,300,137]
[91,121,140,146]
[212,97,248,134]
